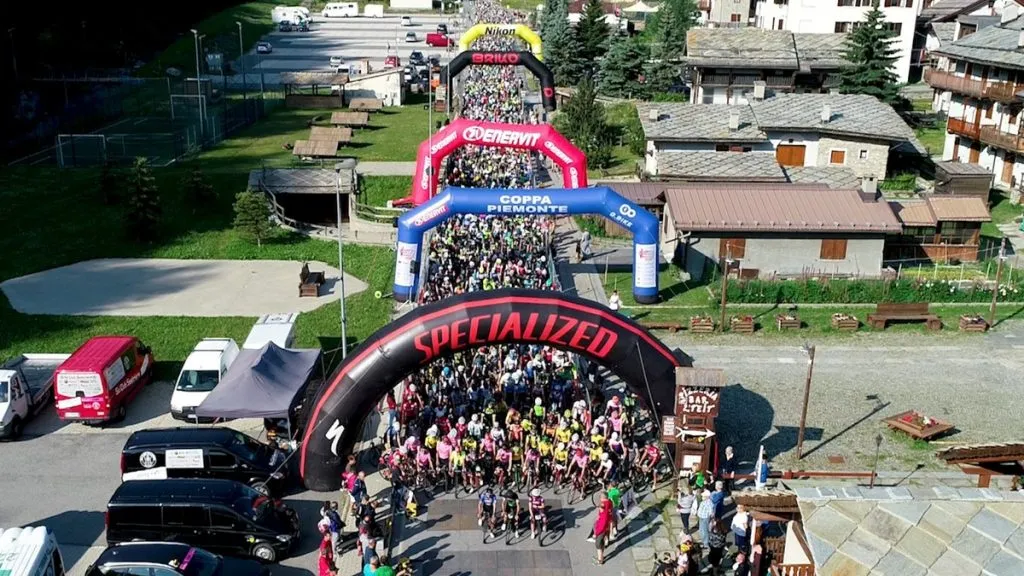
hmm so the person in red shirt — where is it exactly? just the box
[318,532,336,575]
[592,496,613,565]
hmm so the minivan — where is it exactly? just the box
[106,479,299,562]
[120,427,289,495]
[170,338,239,422]
[54,336,154,424]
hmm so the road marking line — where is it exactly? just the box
[777,357,796,364]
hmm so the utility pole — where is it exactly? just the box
[191,29,205,143]
[334,163,349,358]
[796,343,816,460]
[719,244,731,332]
[989,237,1008,327]
[236,22,247,106]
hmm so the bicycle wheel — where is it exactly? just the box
[591,487,604,508]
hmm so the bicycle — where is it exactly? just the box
[651,552,676,576]
[569,472,588,505]
[480,506,503,544]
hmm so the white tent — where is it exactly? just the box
[622,1,660,13]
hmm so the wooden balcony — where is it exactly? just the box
[765,75,794,88]
[701,74,731,86]
[770,565,815,576]
[948,117,981,139]
[925,67,984,98]
[980,125,1024,152]
[983,81,1021,102]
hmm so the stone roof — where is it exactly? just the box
[796,486,1024,576]
[750,93,926,152]
[933,15,1024,70]
[785,166,862,189]
[637,102,767,142]
[685,28,847,70]
[922,0,988,20]
[658,151,783,180]
[930,22,958,46]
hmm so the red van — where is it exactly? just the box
[54,336,154,424]
[425,33,454,48]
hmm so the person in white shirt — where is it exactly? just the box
[731,504,751,553]
[608,290,621,312]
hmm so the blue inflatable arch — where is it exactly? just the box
[393,186,661,304]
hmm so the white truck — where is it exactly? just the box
[0,354,70,439]
[242,313,298,350]
[0,526,65,576]
[364,4,385,18]
[272,6,310,24]
[169,339,240,422]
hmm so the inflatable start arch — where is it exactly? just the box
[458,23,543,60]
[300,289,685,492]
[442,51,556,112]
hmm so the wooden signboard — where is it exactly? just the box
[671,367,727,487]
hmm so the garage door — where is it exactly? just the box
[776,144,806,167]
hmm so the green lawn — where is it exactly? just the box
[982,189,1023,239]
[138,0,292,77]
[591,102,643,178]
[603,270,712,307]
[915,119,946,157]
[360,176,413,207]
[910,99,933,112]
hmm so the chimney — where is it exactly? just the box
[728,110,740,131]
[1003,2,1019,25]
[752,81,766,100]
[1018,29,1024,49]
[648,108,660,121]
[821,104,832,124]
[860,176,878,201]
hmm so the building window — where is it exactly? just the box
[715,144,729,152]
[939,221,977,245]
[883,0,912,6]
[859,149,869,159]
[834,22,864,33]
[820,239,848,260]
[743,146,752,152]
[730,13,741,22]
[903,226,937,243]
[883,23,903,35]
[838,0,872,5]
[777,19,785,30]
[829,149,847,165]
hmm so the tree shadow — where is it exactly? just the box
[801,400,892,460]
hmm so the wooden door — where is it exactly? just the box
[776,144,806,167]
[969,143,981,164]
[1002,153,1015,184]
[953,137,960,159]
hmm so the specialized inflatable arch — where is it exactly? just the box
[398,118,588,206]
[458,23,543,60]
[300,289,684,491]
[441,51,556,111]
[393,186,661,304]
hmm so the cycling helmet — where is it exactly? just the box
[427,425,438,437]
[596,416,607,425]
[392,420,401,431]
[531,488,541,497]
[471,414,479,422]
[399,446,408,455]
[601,452,610,462]
[408,384,417,393]
[448,429,458,439]
[611,431,619,441]
[535,397,542,406]
[571,433,580,442]
[442,366,452,377]
[475,466,482,472]
[591,427,600,435]
[458,416,466,425]
[557,443,566,451]
[458,365,466,372]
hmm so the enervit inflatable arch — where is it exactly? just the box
[299,289,683,491]
[393,186,660,304]
[458,24,543,60]
[441,51,556,112]
[399,118,588,206]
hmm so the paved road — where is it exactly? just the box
[1,259,366,317]
[356,161,417,176]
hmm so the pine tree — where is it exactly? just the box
[576,0,610,63]
[838,1,901,103]
[650,0,696,59]
[599,35,649,98]
[98,160,121,205]
[233,189,274,247]
[557,76,614,168]
[541,0,584,85]
[124,157,161,241]
[181,163,215,213]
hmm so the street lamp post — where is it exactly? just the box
[796,343,816,460]
[870,433,883,488]
[334,163,349,358]
[236,22,247,106]
[190,29,206,143]
[989,237,1008,326]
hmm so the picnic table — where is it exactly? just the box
[309,126,353,144]
[330,111,371,128]
[299,263,325,297]
[348,98,383,113]
[292,140,339,159]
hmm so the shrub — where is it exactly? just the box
[715,278,1020,304]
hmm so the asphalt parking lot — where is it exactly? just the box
[241,13,458,83]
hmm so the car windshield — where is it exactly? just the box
[229,431,268,462]
[0,381,8,403]
[178,547,222,576]
[175,370,220,393]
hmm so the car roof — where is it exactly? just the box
[59,336,135,372]
[124,427,239,450]
[95,542,194,567]
[109,479,245,505]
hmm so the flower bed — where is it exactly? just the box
[690,314,715,334]
[776,313,800,331]
[831,313,859,331]
[719,278,1020,305]
[959,314,989,333]
[884,410,954,441]
[730,314,755,334]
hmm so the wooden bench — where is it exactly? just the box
[867,303,941,331]
[299,263,325,297]
[639,321,684,333]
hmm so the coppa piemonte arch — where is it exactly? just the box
[440,50,557,111]
[299,289,685,492]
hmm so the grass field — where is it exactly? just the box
[360,176,413,207]
[915,120,946,157]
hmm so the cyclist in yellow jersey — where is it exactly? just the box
[589,444,603,463]
[462,437,478,452]
[511,445,524,462]
[590,426,606,448]
[538,438,553,457]
[555,424,571,444]
[554,446,569,464]
[521,419,535,434]
[525,433,539,450]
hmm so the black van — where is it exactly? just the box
[121,427,289,495]
[106,479,300,562]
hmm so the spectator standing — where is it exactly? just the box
[362,538,378,568]
[696,489,715,548]
[676,485,695,535]
[707,520,728,574]
[322,501,343,554]
[592,496,613,565]
[720,446,737,492]
[732,552,751,576]
[731,504,751,554]
[319,533,337,576]
[581,230,592,260]
[351,471,368,510]
[710,481,726,520]
[608,290,621,312]
[363,555,381,576]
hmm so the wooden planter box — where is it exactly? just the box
[690,317,715,334]
[831,314,859,331]
[730,316,755,334]
[776,314,801,331]
[884,410,955,441]
[959,315,989,333]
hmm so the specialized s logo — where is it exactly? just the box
[325,420,345,456]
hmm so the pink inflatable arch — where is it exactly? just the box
[398,118,589,206]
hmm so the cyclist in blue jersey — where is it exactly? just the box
[478,486,499,536]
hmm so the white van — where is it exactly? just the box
[169,338,240,422]
[364,4,385,18]
[243,313,299,350]
[323,2,359,17]
[0,526,65,576]
[272,6,310,24]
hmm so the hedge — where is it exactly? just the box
[717,278,1022,304]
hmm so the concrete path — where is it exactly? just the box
[356,161,417,176]
[1,258,367,317]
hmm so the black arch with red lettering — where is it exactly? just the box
[299,289,685,491]
[440,51,557,112]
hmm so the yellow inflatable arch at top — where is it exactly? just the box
[458,24,543,61]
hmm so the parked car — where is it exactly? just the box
[0,352,70,439]
[436,23,448,35]
[330,55,345,68]
[278,20,293,32]
[322,2,359,18]
[425,33,454,48]
[0,526,64,575]
[401,16,413,26]
[54,336,154,425]
[85,542,268,576]
[384,55,400,68]
[169,338,239,423]
[120,427,289,496]
[255,41,272,54]
[404,31,418,43]
[409,51,425,65]
[105,479,300,562]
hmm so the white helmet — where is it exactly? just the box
[611,431,620,441]
[557,443,566,451]
[535,397,542,406]
[591,427,601,435]
[601,452,610,462]
[571,434,580,442]
[427,425,438,437]
[596,416,607,425]
[471,414,479,422]
[448,429,458,439]
[399,446,408,455]
[458,416,466,425]
[531,488,541,497]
